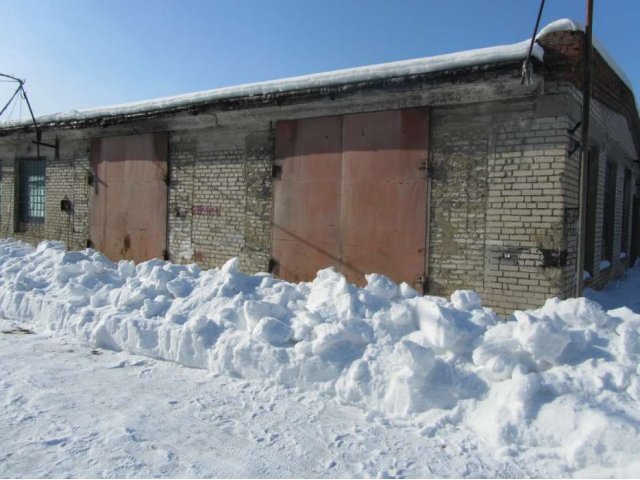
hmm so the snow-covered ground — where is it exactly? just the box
[0,320,521,478]
[585,265,640,313]
[1,239,639,478]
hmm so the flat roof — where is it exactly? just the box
[0,38,543,130]
[1,18,634,131]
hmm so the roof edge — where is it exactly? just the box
[0,39,542,131]
[536,18,634,92]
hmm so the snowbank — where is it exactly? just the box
[1,238,639,475]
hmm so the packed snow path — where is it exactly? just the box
[1,239,640,477]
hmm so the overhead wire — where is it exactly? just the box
[521,0,546,85]
[7,94,18,120]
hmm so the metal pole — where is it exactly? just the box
[0,73,41,156]
[575,0,594,297]
[0,73,24,83]
[0,85,22,118]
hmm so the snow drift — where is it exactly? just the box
[1,238,639,476]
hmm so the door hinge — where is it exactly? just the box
[268,257,279,274]
[416,274,429,294]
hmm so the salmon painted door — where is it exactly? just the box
[273,108,429,289]
[90,133,168,263]
[273,116,343,282]
[340,109,429,286]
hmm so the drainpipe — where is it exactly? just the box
[575,0,594,297]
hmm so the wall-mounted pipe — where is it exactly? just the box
[575,0,594,297]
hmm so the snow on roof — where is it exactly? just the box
[0,18,633,130]
[1,39,543,129]
[536,18,634,91]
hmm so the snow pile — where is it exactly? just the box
[1,238,639,475]
[470,299,640,472]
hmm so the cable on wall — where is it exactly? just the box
[521,0,546,85]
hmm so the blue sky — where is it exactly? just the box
[1,0,639,118]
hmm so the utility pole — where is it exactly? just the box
[575,0,594,297]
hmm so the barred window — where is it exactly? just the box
[17,158,46,225]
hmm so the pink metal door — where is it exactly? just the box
[341,108,429,286]
[273,116,343,282]
[90,133,168,263]
[273,108,429,288]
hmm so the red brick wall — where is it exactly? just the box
[537,30,640,151]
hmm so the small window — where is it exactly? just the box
[17,158,46,226]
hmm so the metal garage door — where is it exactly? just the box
[273,116,343,282]
[90,133,168,263]
[273,108,429,290]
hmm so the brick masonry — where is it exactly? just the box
[0,135,91,251]
[0,96,578,316]
[167,128,273,273]
[539,28,640,298]
[0,29,638,315]
[427,97,577,315]
[561,88,639,292]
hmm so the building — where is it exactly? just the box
[0,19,638,315]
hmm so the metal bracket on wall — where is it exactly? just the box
[568,138,581,157]
[425,164,435,178]
[568,121,582,135]
[416,274,429,294]
[489,246,526,266]
[76,165,95,185]
[567,121,582,157]
[32,135,60,162]
[539,248,568,268]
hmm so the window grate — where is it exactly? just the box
[17,158,46,225]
